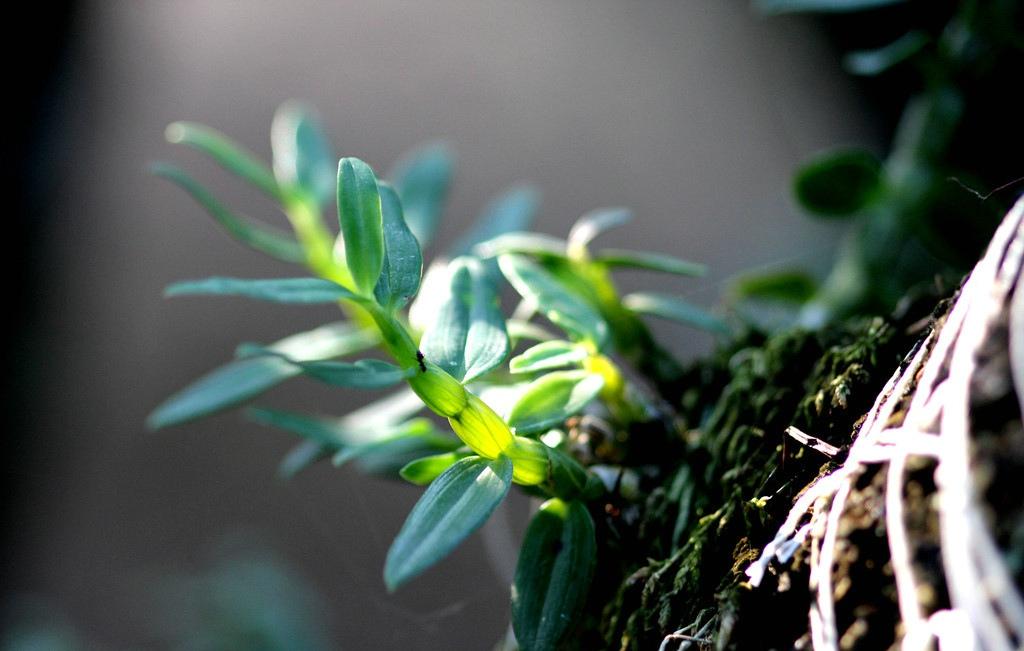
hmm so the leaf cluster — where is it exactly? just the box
[150,102,723,649]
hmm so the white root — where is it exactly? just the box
[745,197,1024,651]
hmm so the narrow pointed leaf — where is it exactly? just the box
[247,407,354,449]
[165,121,282,201]
[507,320,556,344]
[624,292,729,335]
[420,257,509,383]
[595,249,706,277]
[512,499,596,651]
[509,340,588,374]
[165,277,359,304]
[374,183,423,310]
[384,456,512,590]
[451,184,541,257]
[337,158,385,295]
[271,101,335,204]
[567,207,631,255]
[388,142,455,248]
[399,451,472,485]
[270,389,426,477]
[844,31,929,76]
[332,419,458,468]
[410,185,540,329]
[152,163,304,263]
[475,232,568,260]
[147,323,376,428]
[498,254,608,346]
[245,347,409,389]
[279,441,331,479]
[507,371,604,435]
[755,0,907,14]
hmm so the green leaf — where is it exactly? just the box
[567,207,631,255]
[623,292,729,335]
[331,419,459,468]
[507,320,556,344]
[498,254,609,346]
[507,371,604,435]
[374,183,423,310]
[148,323,376,429]
[594,249,707,277]
[278,442,331,479]
[452,184,541,257]
[793,149,883,218]
[755,0,907,14]
[512,499,596,651]
[384,456,512,590]
[844,31,929,76]
[509,340,588,374]
[247,407,353,449]
[244,347,410,388]
[152,163,305,263]
[165,277,359,304]
[270,389,426,478]
[337,158,385,295]
[399,451,472,485]
[731,270,818,304]
[271,100,336,205]
[475,232,568,260]
[388,142,455,248]
[165,121,282,201]
[420,257,509,383]
[409,184,540,330]
[255,412,457,478]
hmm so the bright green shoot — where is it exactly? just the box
[150,100,723,650]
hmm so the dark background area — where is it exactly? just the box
[1,2,885,648]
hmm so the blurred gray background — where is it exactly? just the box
[4,1,878,649]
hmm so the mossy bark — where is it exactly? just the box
[565,291,949,650]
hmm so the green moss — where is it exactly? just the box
[570,315,918,649]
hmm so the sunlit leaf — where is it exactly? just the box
[374,183,423,310]
[566,207,631,255]
[398,450,473,486]
[595,249,706,277]
[475,232,568,260]
[507,370,604,435]
[165,121,282,201]
[247,407,355,449]
[244,347,410,388]
[512,499,596,651]
[498,254,608,346]
[337,158,385,295]
[623,292,729,335]
[420,257,509,383]
[384,456,512,590]
[152,163,305,263]
[509,340,588,374]
[507,320,556,344]
[388,142,455,248]
[451,184,541,257]
[271,100,336,205]
[273,389,426,477]
[332,419,459,468]
[793,148,883,218]
[165,277,359,304]
[148,323,376,429]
